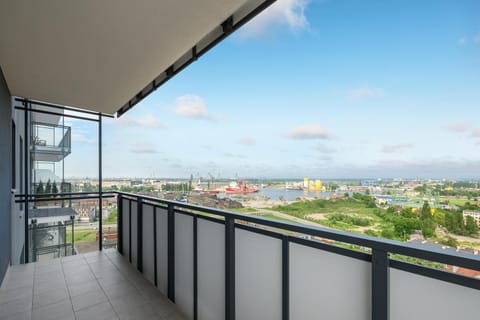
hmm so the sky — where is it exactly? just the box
[65,0,480,179]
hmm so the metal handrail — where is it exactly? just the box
[116,191,480,272]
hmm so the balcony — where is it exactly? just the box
[0,249,185,320]
[113,191,480,320]
[4,191,480,320]
[31,122,71,162]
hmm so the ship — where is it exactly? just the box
[225,180,259,194]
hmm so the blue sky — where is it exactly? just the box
[66,0,480,179]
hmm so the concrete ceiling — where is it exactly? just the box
[0,0,272,115]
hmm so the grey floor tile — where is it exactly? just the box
[101,282,140,299]
[109,291,146,314]
[0,309,32,320]
[116,301,160,320]
[67,279,101,297]
[0,285,33,306]
[33,287,69,309]
[32,299,74,320]
[71,288,108,311]
[0,296,32,319]
[74,301,118,320]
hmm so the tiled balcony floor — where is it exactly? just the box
[0,249,186,320]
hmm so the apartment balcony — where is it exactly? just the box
[3,191,480,320]
[31,122,71,162]
[0,249,185,320]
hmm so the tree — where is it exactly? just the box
[420,201,432,220]
[45,179,52,194]
[52,181,58,194]
[465,216,479,236]
[36,181,44,194]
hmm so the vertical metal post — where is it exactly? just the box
[193,215,198,320]
[153,206,158,287]
[24,101,29,263]
[137,197,143,272]
[282,237,289,320]
[98,114,103,251]
[31,219,37,262]
[71,216,75,256]
[225,216,235,320]
[372,249,389,320]
[118,194,123,254]
[167,203,175,302]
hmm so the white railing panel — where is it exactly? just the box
[122,198,130,259]
[175,213,194,320]
[142,204,155,284]
[390,268,480,320]
[290,243,371,320]
[235,228,282,320]
[156,207,168,295]
[130,201,138,266]
[197,218,225,320]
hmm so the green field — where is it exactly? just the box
[104,209,117,224]
[67,229,97,243]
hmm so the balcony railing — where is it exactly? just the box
[31,121,71,161]
[116,191,480,320]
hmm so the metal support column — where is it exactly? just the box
[167,203,175,302]
[98,114,103,251]
[372,249,389,320]
[24,100,29,263]
[225,216,235,320]
[118,194,123,254]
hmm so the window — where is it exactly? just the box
[11,120,15,189]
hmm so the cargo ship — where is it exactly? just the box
[225,180,259,194]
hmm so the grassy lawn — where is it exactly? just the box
[229,207,258,214]
[260,213,296,223]
[104,209,117,224]
[67,229,97,243]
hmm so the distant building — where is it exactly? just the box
[463,210,480,227]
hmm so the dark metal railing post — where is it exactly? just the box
[153,206,158,287]
[24,100,29,263]
[137,196,143,272]
[282,237,290,320]
[372,249,389,320]
[31,219,37,262]
[71,215,75,256]
[167,203,175,302]
[225,216,235,320]
[193,215,198,320]
[118,194,123,254]
[98,113,103,251]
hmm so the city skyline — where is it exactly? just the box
[63,0,480,179]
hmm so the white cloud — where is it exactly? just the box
[117,114,165,128]
[458,36,467,45]
[381,143,414,153]
[72,133,95,144]
[317,144,336,154]
[129,144,159,154]
[349,86,384,99]
[238,137,256,145]
[288,124,333,140]
[446,122,469,133]
[238,0,310,38]
[175,95,211,120]
[471,128,480,138]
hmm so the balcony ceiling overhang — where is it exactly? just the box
[0,0,274,116]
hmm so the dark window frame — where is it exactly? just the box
[11,120,16,189]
